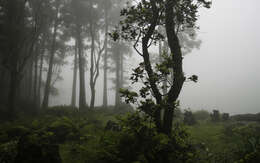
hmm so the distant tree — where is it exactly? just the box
[193,110,210,121]
[64,0,91,109]
[211,110,220,122]
[222,113,230,121]
[88,0,107,109]
[109,41,131,107]
[183,109,196,125]
[42,0,66,108]
[0,0,49,116]
[102,0,127,108]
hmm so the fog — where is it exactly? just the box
[1,1,260,162]
[51,0,259,115]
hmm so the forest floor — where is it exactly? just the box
[0,106,259,163]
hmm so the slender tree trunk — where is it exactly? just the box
[71,41,78,107]
[37,52,43,107]
[115,50,120,107]
[120,54,123,90]
[8,70,19,118]
[90,24,95,109]
[33,47,39,108]
[42,19,58,108]
[162,40,168,94]
[103,10,108,108]
[77,26,87,110]
[25,59,33,101]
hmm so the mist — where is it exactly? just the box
[1,0,260,163]
[50,0,260,115]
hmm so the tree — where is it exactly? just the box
[42,0,66,108]
[113,0,211,135]
[183,109,196,125]
[211,109,220,122]
[65,0,91,109]
[0,0,49,116]
[109,40,131,107]
[102,0,127,108]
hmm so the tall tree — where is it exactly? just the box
[64,0,90,109]
[42,0,62,108]
[114,0,211,135]
[70,40,78,107]
[109,41,131,107]
[0,0,47,116]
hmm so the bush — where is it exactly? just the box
[222,123,260,162]
[98,113,203,163]
[193,110,210,122]
[184,110,196,125]
[211,110,220,122]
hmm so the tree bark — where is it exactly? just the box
[8,70,19,118]
[90,23,95,109]
[37,51,43,107]
[114,49,120,107]
[162,0,186,135]
[33,46,39,108]
[42,19,58,109]
[71,40,78,107]
[77,25,87,110]
[103,9,108,108]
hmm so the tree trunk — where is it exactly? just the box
[162,0,186,135]
[115,50,120,107]
[103,9,108,108]
[163,40,168,95]
[37,50,44,107]
[33,47,39,108]
[8,70,19,118]
[90,24,95,109]
[120,54,123,90]
[42,19,58,109]
[71,41,78,107]
[77,26,87,110]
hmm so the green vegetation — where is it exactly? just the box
[0,106,259,163]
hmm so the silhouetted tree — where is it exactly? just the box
[113,0,211,135]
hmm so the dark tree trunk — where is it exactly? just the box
[42,19,58,109]
[26,59,33,101]
[8,70,19,118]
[90,24,95,109]
[37,51,44,107]
[77,26,87,110]
[162,0,186,135]
[103,10,108,108]
[119,54,123,91]
[33,48,39,108]
[115,50,120,107]
[71,41,78,107]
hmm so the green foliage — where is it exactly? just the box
[210,110,220,122]
[98,113,203,163]
[223,123,260,162]
[193,110,210,122]
[0,140,18,163]
[184,110,196,125]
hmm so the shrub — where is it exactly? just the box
[98,113,203,163]
[210,110,220,122]
[184,110,196,125]
[193,110,210,122]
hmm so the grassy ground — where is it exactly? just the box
[187,122,232,155]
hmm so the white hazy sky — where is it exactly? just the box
[51,0,260,115]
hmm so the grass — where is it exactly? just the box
[187,122,229,154]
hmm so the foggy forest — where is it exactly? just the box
[0,0,259,163]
